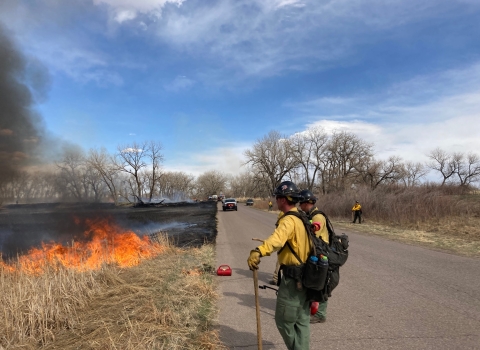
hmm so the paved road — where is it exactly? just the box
[215,203,480,349]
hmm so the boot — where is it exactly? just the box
[310,315,326,324]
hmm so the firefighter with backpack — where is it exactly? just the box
[298,189,329,324]
[247,181,311,350]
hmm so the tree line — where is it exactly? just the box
[1,128,479,204]
[243,128,480,195]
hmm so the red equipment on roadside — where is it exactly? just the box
[217,265,232,276]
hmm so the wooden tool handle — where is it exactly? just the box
[253,269,262,350]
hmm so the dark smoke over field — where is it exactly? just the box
[0,24,47,181]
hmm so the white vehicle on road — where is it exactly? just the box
[222,198,237,211]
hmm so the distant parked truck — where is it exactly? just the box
[210,195,218,201]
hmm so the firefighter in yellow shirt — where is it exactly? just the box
[352,201,362,224]
[298,189,329,324]
[248,181,311,350]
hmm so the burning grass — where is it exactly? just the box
[1,217,166,275]
[0,236,224,349]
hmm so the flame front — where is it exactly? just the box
[0,217,165,274]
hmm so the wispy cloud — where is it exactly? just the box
[2,0,478,87]
[275,0,305,9]
[93,0,185,22]
[293,61,480,162]
[164,75,195,92]
[165,144,250,176]
[35,45,124,86]
[145,0,476,80]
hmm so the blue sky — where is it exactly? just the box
[1,0,480,176]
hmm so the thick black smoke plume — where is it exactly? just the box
[0,24,47,182]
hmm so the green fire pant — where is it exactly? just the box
[313,300,328,319]
[275,276,310,350]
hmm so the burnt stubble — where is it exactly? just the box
[0,201,217,260]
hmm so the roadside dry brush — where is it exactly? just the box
[0,240,224,349]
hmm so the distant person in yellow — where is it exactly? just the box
[352,201,362,224]
[268,200,273,211]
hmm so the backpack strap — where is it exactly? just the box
[283,241,303,265]
[276,211,316,264]
[275,213,304,264]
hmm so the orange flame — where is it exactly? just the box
[0,217,165,274]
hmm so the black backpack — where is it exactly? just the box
[307,209,349,301]
[280,210,349,302]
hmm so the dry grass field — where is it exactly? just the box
[0,201,222,349]
[334,218,480,258]
[251,187,480,258]
[0,240,223,350]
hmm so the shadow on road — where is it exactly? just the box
[223,289,277,315]
[233,267,273,283]
[216,324,279,350]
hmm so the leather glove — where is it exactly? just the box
[247,249,261,271]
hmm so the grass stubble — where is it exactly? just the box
[334,216,480,258]
[0,234,226,350]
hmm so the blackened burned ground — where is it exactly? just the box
[0,201,217,259]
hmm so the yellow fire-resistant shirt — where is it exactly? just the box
[256,208,310,266]
[311,207,329,244]
[352,203,361,211]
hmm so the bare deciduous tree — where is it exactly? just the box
[227,171,269,198]
[11,171,31,202]
[360,156,404,190]
[244,130,298,195]
[454,153,480,186]
[83,167,107,202]
[116,142,148,202]
[158,171,195,200]
[401,162,429,187]
[87,148,121,204]
[195,170,228,199]
[427,148,457,186]
[55,146,86,200]
[145,141,164,202]
[290,126,329,191]
[30,171,59,200]
[324,131,373,192]
[115,141,164,203]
